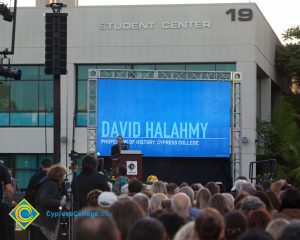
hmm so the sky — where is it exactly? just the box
[1,0,299,42]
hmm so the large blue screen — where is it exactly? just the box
[96,78,231,157]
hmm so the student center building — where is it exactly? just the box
[0,0,288,189]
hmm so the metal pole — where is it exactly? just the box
[54,74,61,163]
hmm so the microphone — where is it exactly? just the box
[122,143,129,150]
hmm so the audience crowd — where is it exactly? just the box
[1,154,300,240]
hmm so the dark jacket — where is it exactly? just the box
[25,170,47,198]
[34,177,64,231]
[71,171,110,210]
[111,144,128,156]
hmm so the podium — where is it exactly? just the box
[111,150,143,181]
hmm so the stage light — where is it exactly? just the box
[0,3,13,22]
[0,66,22,80]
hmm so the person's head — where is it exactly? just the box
[47,164,67,184]
[196,188,211,209]
[262,180,272,191]
[74,208,120,240]
[118,165,127,176]
[98,192,118,209]
[280,188,300,210]
[128,178,143,195]
[174,221,198,240]
[81,154,98,174]
[231,179,248,193]
[222,193,235,210]
[117,135,123,146]
[7,168,12,177]
[248,208,272,229]
[234,191,249,209]
[132,193,150,215]
[158,213,186,240]
[172,193,191,219]
[87,189,102,207]
[166,182,179,198]
[264,190,281,211]
[237,229,273,240]
[109,199,146,240]
[225,210,248,240]
[41,158,52,170]
[239,182,256,195]
[209,193,231,216]
[254,191,274,212]
[205,182,220,195]
[127,218,166,240]
[151,181,167,195]
[277,220,300,240]
[237,195,266,216]
[194,207,225,240]
[265,218,290,240]
[179,186,195,207]
[270,179,287,197]
[150,193,168,214]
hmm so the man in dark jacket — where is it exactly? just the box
[111,135,129,156]
[71,154,110,210]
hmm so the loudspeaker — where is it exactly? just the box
[45,13,68,75]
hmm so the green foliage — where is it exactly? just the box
[257,97,300,184]
[276,26,300,85]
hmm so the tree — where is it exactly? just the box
[276,26,300,85]
[257,96,300,184]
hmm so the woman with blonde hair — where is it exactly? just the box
[151,181,167,195]
[195,188,211,209]
[209,193,231,216]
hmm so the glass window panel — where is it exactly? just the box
[186,64,215,71]
[78,65,97,79]
[133,65,155,70]
[156,64,185,71]
[0,113,9,126]
[39,81,53,112]
[0,81,10,111]
[77,81,87,112]
[76,113,87,126]
[38,113,53,126]
[15,66,39,80]
[39,66,54,80]
[11,113,38,126]
[15,170,36,189]
[10,81,38,111]
[15,155,37,169]
[216,64,236,71]
[97,65,130,70]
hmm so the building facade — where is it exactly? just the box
[0,3,287,188]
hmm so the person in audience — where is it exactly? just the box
[86,189,102,207]
[237,229,274,240]
[31,164,67,240]
[273,188,300,220]
[151,181,168,195]
[194,207,225,240]
[264,190,281,212]
[262,180,272,191]
[248,208,272,229]
[158,213,186,240]
[195,188,211,209]
[222,193,235,210]
[166,183,179,198]
[234,192,249,209]
[173,221,198,240]
[98,191,118,209]
[71,154,110,210]
[254,191,275,213]
[172,193,191,221]
[209,193,231,216]
[74,207,120,240]
[237,195,266,216]
[127,218,166,240]
[161,199,172,213]
[113,165,128,195]
[179,186,200,219]
[265,218,289,240]
[239,182,256,195]
[277,220,300,240]
[127,178,143,196]
[109,199,145,240]
[132,192,150,215]
[205,182,220,195]
[231,179,248,196]
[150,193,168,216]
[225,210,248,240]
[270,179,287,197]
